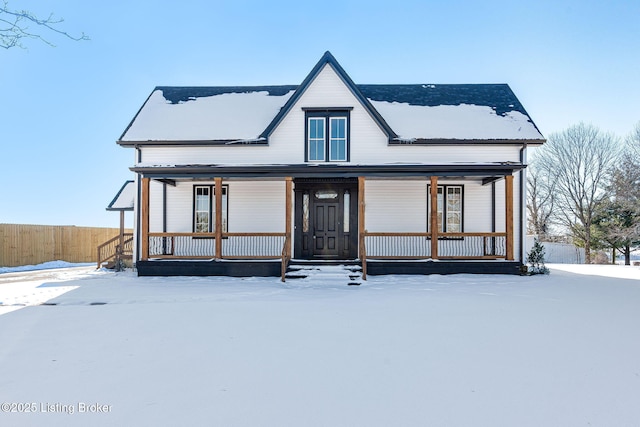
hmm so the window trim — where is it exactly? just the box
[305,110,350,163]
[427,184,464,233]
[192,184,229,234]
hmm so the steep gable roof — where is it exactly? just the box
[118,52,544,145]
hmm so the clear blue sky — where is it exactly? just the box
[1,0,638,228]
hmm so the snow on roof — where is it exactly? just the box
[370,101,542,140]
[107,180,135,211]
[359,83,543,141]
[121,88,295,141]
[119,83,543,142]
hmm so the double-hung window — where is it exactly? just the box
[329,117,347,161]
[305,109,350,162]
[308,118,326,161]
[427,185,463,232]
[193,185,228,233]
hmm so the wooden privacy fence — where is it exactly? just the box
[0,224,132,267]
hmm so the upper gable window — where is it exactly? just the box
[305,109,350,162]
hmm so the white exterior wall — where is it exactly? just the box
[364,179,495,233]
[147,180,286,233]
[227,181,285,232]
[365,180,427,232]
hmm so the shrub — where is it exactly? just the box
[526,239,550,275]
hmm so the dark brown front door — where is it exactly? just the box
[294,179,358,260]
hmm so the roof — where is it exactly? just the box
[106,180,135,211]
[118,52,544,145]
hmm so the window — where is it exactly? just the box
[329,117,347,161]
[193,185,228,232]
[305,111,349,162]
[194,187,211,232]
[427,185,463,232]
[308,118,325,161]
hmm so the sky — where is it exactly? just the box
[1,0,639,228]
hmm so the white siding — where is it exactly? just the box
[147,180,286,234]
[365,180,427,232]
[149,180,165,232]
[364,179,496,233]
[460,182,493,232]
[228,181,285,232]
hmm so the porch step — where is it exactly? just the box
[101,255,133,270]
[285,263,363,286]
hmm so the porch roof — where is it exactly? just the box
[131,163,525,180]
[106,180,135,211]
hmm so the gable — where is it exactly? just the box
[261,51,395,141]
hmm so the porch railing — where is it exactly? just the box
[362,232,507,259]
[361,231,507,280]
[148,232,287,259]
[147,231,292,281]
[97,233,133,268]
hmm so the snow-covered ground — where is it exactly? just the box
[0,264,639,426]
[0,261,93,274]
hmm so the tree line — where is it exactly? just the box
[528,122,640,264]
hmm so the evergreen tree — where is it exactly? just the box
[526,239,549,275]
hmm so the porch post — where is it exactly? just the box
[285,177,292,258]
[141,177,150,261]
[358,176,366,279]
[505,174,514,261]
[430,176,438,259]
[215,178,223,259]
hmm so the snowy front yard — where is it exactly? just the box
[1,265,639,426]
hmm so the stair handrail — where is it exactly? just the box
[97,233,133,269]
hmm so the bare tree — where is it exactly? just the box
[593,151,640,264]
[594,122,640,265]
[527,157,556,239]
[0,1,88,49]
[535,123,620,263]
[628,121,640,160]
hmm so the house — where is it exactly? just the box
[116,51,545,278]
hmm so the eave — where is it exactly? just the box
[117,139,268,147]
[130,163,526,179]
[389,138,546,146]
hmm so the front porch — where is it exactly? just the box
[134,164,522,279]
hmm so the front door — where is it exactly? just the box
[313,197,340,257]
[294,179,358,259]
